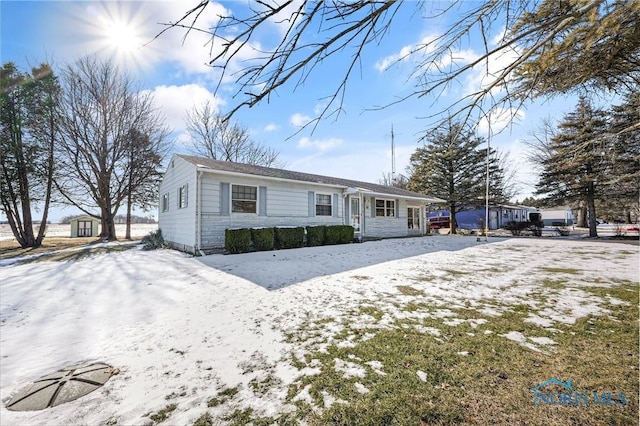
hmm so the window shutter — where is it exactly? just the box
[344,197,350,220]
[333,193,339,217]
[308,191,315,217]
[395,199,399,218]
[371,197,376,218]
[185,184,189,208]
[259,186,267,216]
[221,182,230,216]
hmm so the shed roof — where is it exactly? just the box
[177,155,444,203]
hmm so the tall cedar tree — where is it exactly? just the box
[607,92,640,223]
[407,121,507,234]
[124,128,167,240]
[56,56,170,241]
[535,97,608,237]
[0,62,59,248]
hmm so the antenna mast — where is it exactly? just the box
[391,124,396,185]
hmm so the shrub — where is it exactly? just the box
[274,227,304,249]
[325,225,354,245]
[225,228,251,254]
[141,229,166,250]
[306,225,326,246]
[251,227,275,251]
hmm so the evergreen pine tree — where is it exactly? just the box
[535,97,608,237]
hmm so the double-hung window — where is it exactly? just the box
[232,185,257,213]
[375,199,395,217]
[315,194,332,216]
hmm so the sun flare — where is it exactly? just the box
[77,2,158,72]
[105,20,139,53]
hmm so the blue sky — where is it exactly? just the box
[1,1,596,221]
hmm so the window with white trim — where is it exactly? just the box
[375,199,395,217]
[232,184,257,213]
[178,184,188,209]
[162,193,169,212]
[315,193,332,216]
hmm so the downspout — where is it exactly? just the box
[196,170,205,256]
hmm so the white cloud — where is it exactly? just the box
[143,84,224,131]
[374,35,439,72]
[290,113,313,127]
[297,137,343,152]
[264,123,279,132]
[375,44,413,72]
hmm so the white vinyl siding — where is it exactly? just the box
[158,157,197,252]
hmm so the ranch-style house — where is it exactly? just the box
[158,154,444,254]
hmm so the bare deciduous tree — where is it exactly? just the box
[186,100,281,167]
[157,1,639,131]
[56,56,171,241]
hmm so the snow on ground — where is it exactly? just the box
[0,235,638,425]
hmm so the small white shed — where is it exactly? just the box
[70,216,100,238]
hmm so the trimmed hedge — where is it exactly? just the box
[225,228,251,254]
[325,225,354,245]
[306,225,326,246]
[274,227,305,249]
[251,227,275,251]
[225,224,355,254]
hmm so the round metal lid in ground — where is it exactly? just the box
[6,362,119,411]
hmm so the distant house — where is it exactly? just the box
[540,206,574,226]
[69,215,99,238]
[428,204,538,230]
[158,155,444,254]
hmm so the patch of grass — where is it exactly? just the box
[539,267,582,274]
[238,351,270,374]
[249,372,283,395]
[280,284,638,425]
[0,237,140,261]
[541,278,567,290]
[149,404,177,423]
[358,305,384,321]
[3,243,138,265]
[192,412,214,426]
[221,408,287,426]
[207,385,240,407]
[396,285,425,296]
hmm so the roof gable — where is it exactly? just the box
[176,154,442,202]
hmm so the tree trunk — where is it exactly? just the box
[576,200,586,228]
[125,197,132,240]
[587,182,598,238]
[450,203,457,234]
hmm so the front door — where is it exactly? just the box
[350,197,361,233]
[408,207,421,234]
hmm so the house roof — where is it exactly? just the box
[177,154,444,203]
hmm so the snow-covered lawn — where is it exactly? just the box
[0,236,638,425]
